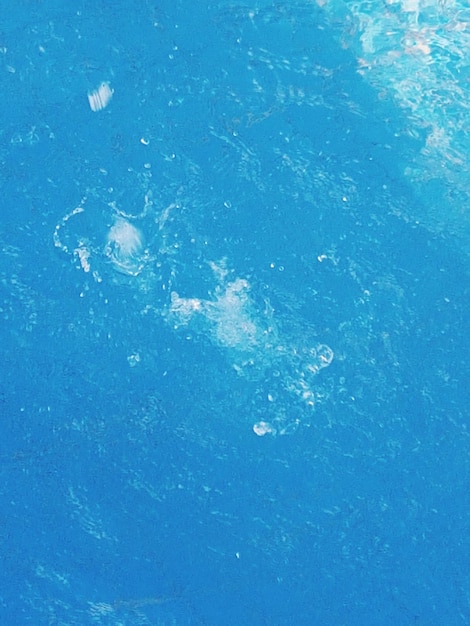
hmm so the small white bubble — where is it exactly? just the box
[253,421,276,436]
[127,353,141,367]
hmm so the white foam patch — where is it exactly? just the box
[105,218,146,276]
[168,273,275,352]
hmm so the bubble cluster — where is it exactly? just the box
[165,261,334,434]
[54,198,333,438]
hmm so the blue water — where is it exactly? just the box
[1,2,469,624]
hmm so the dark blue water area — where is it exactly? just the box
[1,2,470,625]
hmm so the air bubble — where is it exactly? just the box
[105,219,145,276]
[317,344,334,367]
[253,421,276,436]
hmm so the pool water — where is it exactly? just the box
[1,2,469,624]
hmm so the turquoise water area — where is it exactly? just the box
[322,0,470,241]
